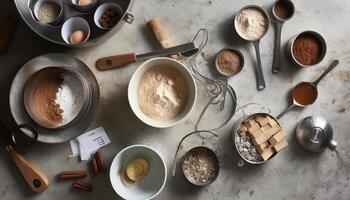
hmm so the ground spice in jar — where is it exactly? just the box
[292,82,317,105]
[99,10,121,29]
[36,2,61,23]
[274,0,294,19]
[292,33,322,65]
[217,50,242,76]
[182,147,218,184]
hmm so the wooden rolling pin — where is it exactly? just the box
[0,124,49,193]
[147,18,180,60]
[0,17,16,54]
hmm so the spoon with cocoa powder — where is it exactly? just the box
[215,48,244,110]
[277,60,339,119]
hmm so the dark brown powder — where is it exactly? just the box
[292,33,321,65]
[35,77,63,124]
[274,0,294,19]
[217,50,242,76]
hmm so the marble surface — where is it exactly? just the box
[0,0,350,200]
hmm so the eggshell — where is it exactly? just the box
[78,0,93,6]
[69,30,86,44]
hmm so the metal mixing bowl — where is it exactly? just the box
[181,146,219,186]
[15,0,134,47]
[23,66,91,129]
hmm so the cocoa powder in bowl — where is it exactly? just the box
[24,67,85,129]
[292,33,322,66]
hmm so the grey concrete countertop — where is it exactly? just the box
[0,0,349,199]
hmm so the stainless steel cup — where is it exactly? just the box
[286,30,327,68]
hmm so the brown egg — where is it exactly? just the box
[69,30,86,44]
[78,0,93,6]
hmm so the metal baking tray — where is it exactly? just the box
[10,53,100,143]
[14,0,134,47]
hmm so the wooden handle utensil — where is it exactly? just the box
[8,147,49,193]
[0,17,17,54]
[96,53,136,71]
[0,124,49,193]
[95,42,195,71]
[148,18,179,60]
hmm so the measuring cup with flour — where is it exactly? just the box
[234,5,270,90]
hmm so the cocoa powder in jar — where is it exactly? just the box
[292,33,322,66]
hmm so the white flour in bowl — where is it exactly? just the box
[137,66,188,121]
[55,75,84,126]
[235,7,268,40]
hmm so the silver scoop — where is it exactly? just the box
[234,5,270,90]
[271,0,295,73]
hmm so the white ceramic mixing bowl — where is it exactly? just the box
[109,145,167,200]
[128,57,197,128]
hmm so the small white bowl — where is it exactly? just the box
[61,17,90,45]
[69,0,98,13]
[33,0,64,25]
[110,145,167,200]
[128,57,197,128]
[94,2,123,29]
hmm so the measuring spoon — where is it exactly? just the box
[277,60,339,119]
[271,0,295,73]
[234,5,270,90]
[215,48,244,110]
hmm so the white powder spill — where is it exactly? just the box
[55,75,84,126]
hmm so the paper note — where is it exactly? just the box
[70,127,110,160]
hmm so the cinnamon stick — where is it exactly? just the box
[73,180,93,192]
[59,170,87,179]
[95,151,107,172]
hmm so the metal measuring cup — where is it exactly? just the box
[271,0,295,73]
[215,48,244,110]
[277,60,339,119]
[234,5,270,91]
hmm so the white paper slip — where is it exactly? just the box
[70,127,111,160]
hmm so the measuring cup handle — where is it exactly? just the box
[11,124,38,147]
[313,60,339,86]
[252,41,266,90]
[272,23,283,74]
[277,104,296,120]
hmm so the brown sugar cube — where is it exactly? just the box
[243,118,258,129]
[256,142,269,154]
[252,132,269,146]
[255,115,270,127]
[263,125,281,138]
[267,117,277,127]
[248,126,265,139]
[273,139,288,152]
[260,146,275,161]
[239,124,248,133]
[269,130,285,146]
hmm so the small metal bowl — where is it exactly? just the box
[24,66,91,129]
[181,146,219,186]
[286,31,327,68]
[271,0,295,22]
[215,48,244,77]
[232,113,280,166]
